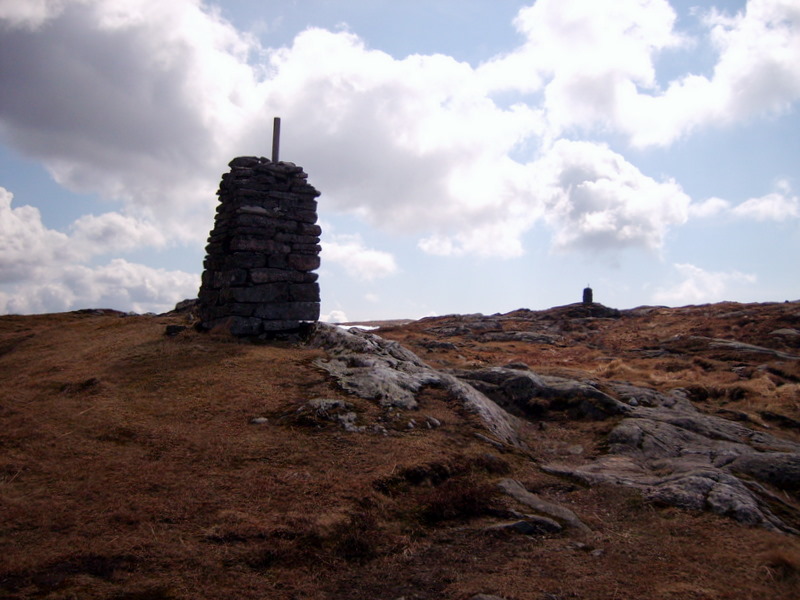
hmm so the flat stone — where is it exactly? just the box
[497,479,591,534]
[254,302,320,321]
[299,223,322,236]
[486,517,562,535]
[289,283,321,302]
[287,254,321,272]
[260,319,306,331]
[228,156,261,167]
[225,316,262,336]
[250,268,293,284]
[230,284,290,304]
[229,237,290,254]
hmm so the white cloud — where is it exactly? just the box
[0,0,68,29]
[688,182,800,221]
[689,197,731,219]
[477,0,800,148]
[65,259,198,314]
[70,212,167,253]
[418,217,528,258]
[652,263,757,305]
[0,2,546,257]
[251,27,544,241]
[0,187,75,282]
[320,309,348,323]
[0,186,197,313]
[705,0,800,117]
[732,187,800,220]
[5,0,788,266]
[321,235,398,281]
[1,0,796,241]
[0,0,257,242]
[0,186,169,268]
[0,259,199,315]
[418,138,694,258]
[482,0,685,139]
[624,0,800,146]
[528,140,691,253]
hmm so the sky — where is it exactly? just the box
[0,0,798,322]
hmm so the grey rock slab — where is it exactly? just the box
[307,398,353,413]
[760,410,800,430]
[309,324,522,446]
[542,456,652,487]
[729,452,800,491]
[487,516,562,535]
[645,469,777,528]
[478,331,562,344]
[692,336,800,360]
[497,479,591,534]
[542,402,800,533]
[606,417,756,463]
[497,359,800,533]
[439,374,523,446]
[605,381,694,411]
[770,328,800,336]
[538,374,632,418]
[424,416,442,428]
[453,367,631,420]
[628,407,800,453]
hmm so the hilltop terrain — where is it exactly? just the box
[1,301,800,599]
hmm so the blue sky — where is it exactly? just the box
[0,0,798,321]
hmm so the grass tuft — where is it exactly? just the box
[417,476,499,525]
[762,548,800,582]
[330,511,383,563]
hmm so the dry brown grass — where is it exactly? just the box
[761,544,800,583]
[2,303,800,599]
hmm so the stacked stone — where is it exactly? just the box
[197,156,321,337]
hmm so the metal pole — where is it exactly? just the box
[271,117,281,162]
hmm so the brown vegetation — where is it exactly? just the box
[1,302,800,599]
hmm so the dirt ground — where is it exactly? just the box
[1,303,800,599]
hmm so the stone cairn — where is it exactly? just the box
[197,156,321,338]
[582,286,593,304]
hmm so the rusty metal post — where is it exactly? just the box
[271,117,281,163]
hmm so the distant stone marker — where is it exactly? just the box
[582,286,593,304]
[197,153,321,339]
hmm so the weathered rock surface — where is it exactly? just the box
[526,380,800,533]
[677,336,800,361]
[484,515,563,536]
[415,303,624,351]
[309,301,800,536]
[451,366,632,420]
[498,479,591,534]
[309,324,522,446]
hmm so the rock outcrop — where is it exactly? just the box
[451,366,632,420]
[309,323,523,447]
[373,301,800,535]
[448,352,800,533]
